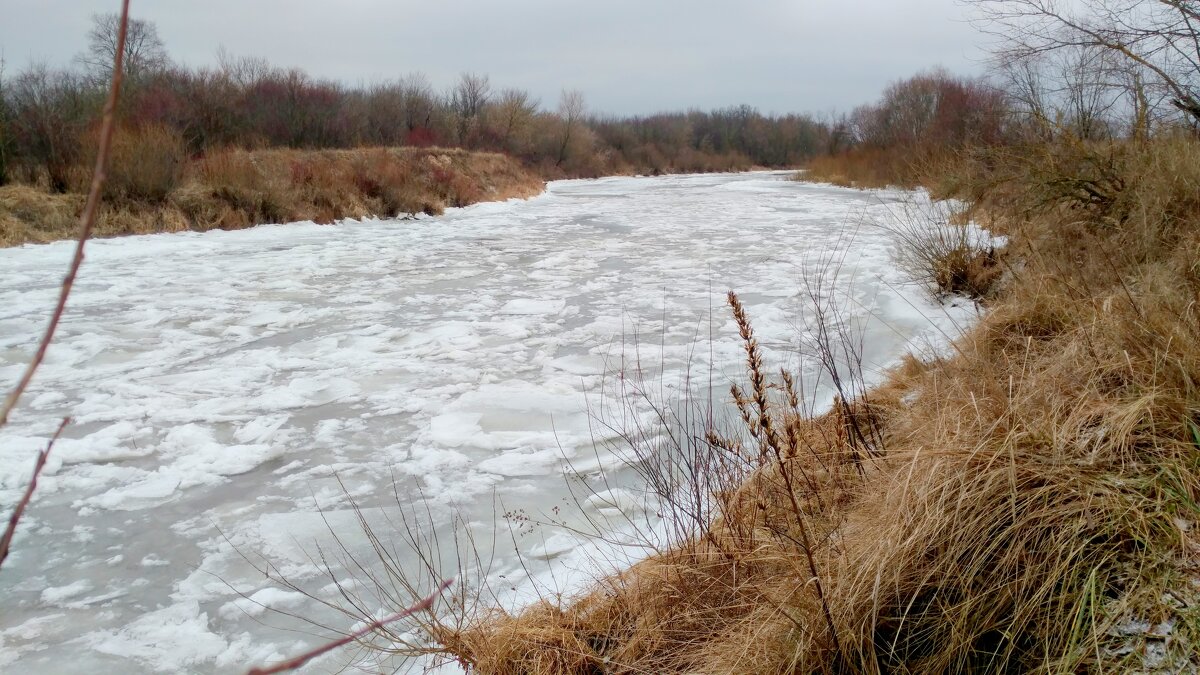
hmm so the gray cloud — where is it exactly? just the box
[2,0,987,114]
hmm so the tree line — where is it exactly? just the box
[4,2,1196,195]
[0,14,837,191]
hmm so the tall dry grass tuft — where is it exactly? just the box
[179,147,289,229]
[348,149,430,217]
[76,124,186,204]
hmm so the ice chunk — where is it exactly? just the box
[499,298,566,315]
[84,602,229,671]
[40,581,93,606]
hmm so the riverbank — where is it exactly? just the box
[438,138,1200,672]
[1,173,967,672]
[0,147,545,247]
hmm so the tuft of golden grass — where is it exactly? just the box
[437,136,1200,673]
[74,125,187,204]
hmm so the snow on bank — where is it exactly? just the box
[0,172,990,672]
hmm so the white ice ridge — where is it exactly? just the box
[0,172,990,672]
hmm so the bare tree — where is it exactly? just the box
[79,12,169,84]
[1001,45,1123,138]
[490,87,539,153]
[0,56,11,185]
[970,0,1200,124]
[398,73,437,133]
[216,47,271,88]
[7,64,92,191]
[818,110,854,154]
[874,73,945,147]
[1115,59,1171,139]
[449,72,491,145]
[997,54,1054,133]
[1060,46,1123,138]
[355,82,403,145]
[555,89,586,166]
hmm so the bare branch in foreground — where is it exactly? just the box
[246,577,454,675]
[0,0,131,428]
[0,417,70,570]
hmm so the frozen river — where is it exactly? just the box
[0,172,978,672]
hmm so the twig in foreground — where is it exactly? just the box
[0,0,132,428]
[0,417,70,570]
[246,577,454,675]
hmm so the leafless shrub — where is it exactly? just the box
[0,0,132,574]
[5,64,93,192]
[884,196,1002,300]
[229,490,468,671]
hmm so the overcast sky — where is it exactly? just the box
[3,0,988,116]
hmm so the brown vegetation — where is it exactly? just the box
[0,146,544,246]
[0,15,823,193]
[885,198,1003,300]
[799,69,1009,189]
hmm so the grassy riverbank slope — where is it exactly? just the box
[0,146,544,246]
[437,137,1200,672]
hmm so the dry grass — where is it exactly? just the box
[74,125,187,204]
[0,185,86,244]
[885,198,1003,301]
[0,146,544,246]
[799,148,925,189]
[434,137,1200,673]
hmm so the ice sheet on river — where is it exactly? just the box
[0,172,987,672]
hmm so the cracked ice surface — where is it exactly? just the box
[0,172,983,672]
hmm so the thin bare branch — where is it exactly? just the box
[245,577,454,675]
[0,417,70,570]
[0,0,131,427]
